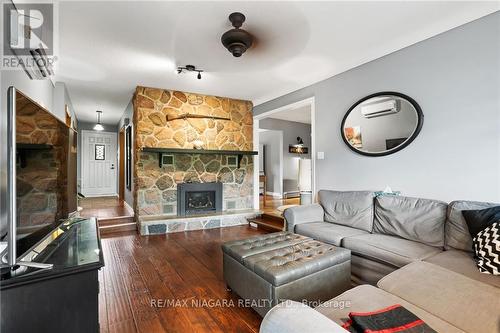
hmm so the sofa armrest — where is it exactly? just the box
[283,204,324,232]
[260,301,348,333]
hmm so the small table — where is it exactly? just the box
[222,232,351,316]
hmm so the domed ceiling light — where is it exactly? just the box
[221,12,253,57]
[93,110,104,131]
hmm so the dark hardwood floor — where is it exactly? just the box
[80,196,133,219]
[99,225,268,333]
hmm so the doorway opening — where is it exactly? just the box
[252,97,315,227]
[81,130,118,197]
[80,129,135,234]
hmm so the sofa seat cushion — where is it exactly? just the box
[342,234,442,268]
[242,240,351,286]
[318,190,374,232]
[374,195,447,247]
[424,249,500,288]
[295,222,369,246]
[378,261,500,333]
[221,232,310,263]
[315,285,464,333]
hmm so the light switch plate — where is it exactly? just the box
[317,151,325,160]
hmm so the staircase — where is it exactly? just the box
[98,215,137,235]
[248,213,285,232]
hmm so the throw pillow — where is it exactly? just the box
[462,205,500,238]
[472,222,500,275]
[462,206,500,275]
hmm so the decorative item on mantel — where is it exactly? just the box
[192,140,204,150]
[166,113,231,122]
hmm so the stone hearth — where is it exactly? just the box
[139,210,259,235]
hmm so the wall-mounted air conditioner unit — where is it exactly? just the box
[361,99,399,118]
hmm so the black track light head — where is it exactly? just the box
[177,65,204,80]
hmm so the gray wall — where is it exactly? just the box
[76,121,119,194]
[117,100,134,208]
[53,82,78,125]
[259,130,283,194]
[260,118,311,185]
[254,12,500,203]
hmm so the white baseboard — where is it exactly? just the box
[265,191,283,199]
[82,193,118,198]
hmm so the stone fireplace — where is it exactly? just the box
[177,182,222,216]
[132,86,257,235]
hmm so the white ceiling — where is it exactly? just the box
[55,1,499,125]
[267,105,311,124]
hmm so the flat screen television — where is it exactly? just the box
[1,87,77,266]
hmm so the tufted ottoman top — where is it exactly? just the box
[222,231,311,263]
[243,240,351,287]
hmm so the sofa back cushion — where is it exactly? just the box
[373,195,447,247]
[318,190,374,232]
[445,200,499,252]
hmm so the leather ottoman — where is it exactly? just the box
[222,232,351,316]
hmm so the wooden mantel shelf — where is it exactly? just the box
[141,147,258,168]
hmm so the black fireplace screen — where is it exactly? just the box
[177,182,223,216]
[186,191,215,212]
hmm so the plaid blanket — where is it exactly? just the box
[342,304,437,333]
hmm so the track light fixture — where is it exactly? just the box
[177,65,203,80]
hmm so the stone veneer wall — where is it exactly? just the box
[17,150,59,229]
[137,152,253,216]
[16,93,68,229]
[133,86,254,217]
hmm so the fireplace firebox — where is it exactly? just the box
[177,182,223,216]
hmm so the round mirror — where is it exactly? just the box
[341,92,423,156]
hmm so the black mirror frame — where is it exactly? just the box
[340,91,424,157]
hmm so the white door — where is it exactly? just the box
[82,130,117,197]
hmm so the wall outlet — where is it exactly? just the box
[317,151,325,160]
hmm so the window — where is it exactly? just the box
[95,144,105,160]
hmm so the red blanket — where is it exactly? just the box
[342,304,437,333]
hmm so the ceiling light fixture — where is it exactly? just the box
[221,12,253,57]
[177,65,203,79]
[93,111,104,131]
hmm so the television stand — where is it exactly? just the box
[0,217,104,333]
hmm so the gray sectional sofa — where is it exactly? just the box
[284,190,499,287]
[260,190,500,333]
